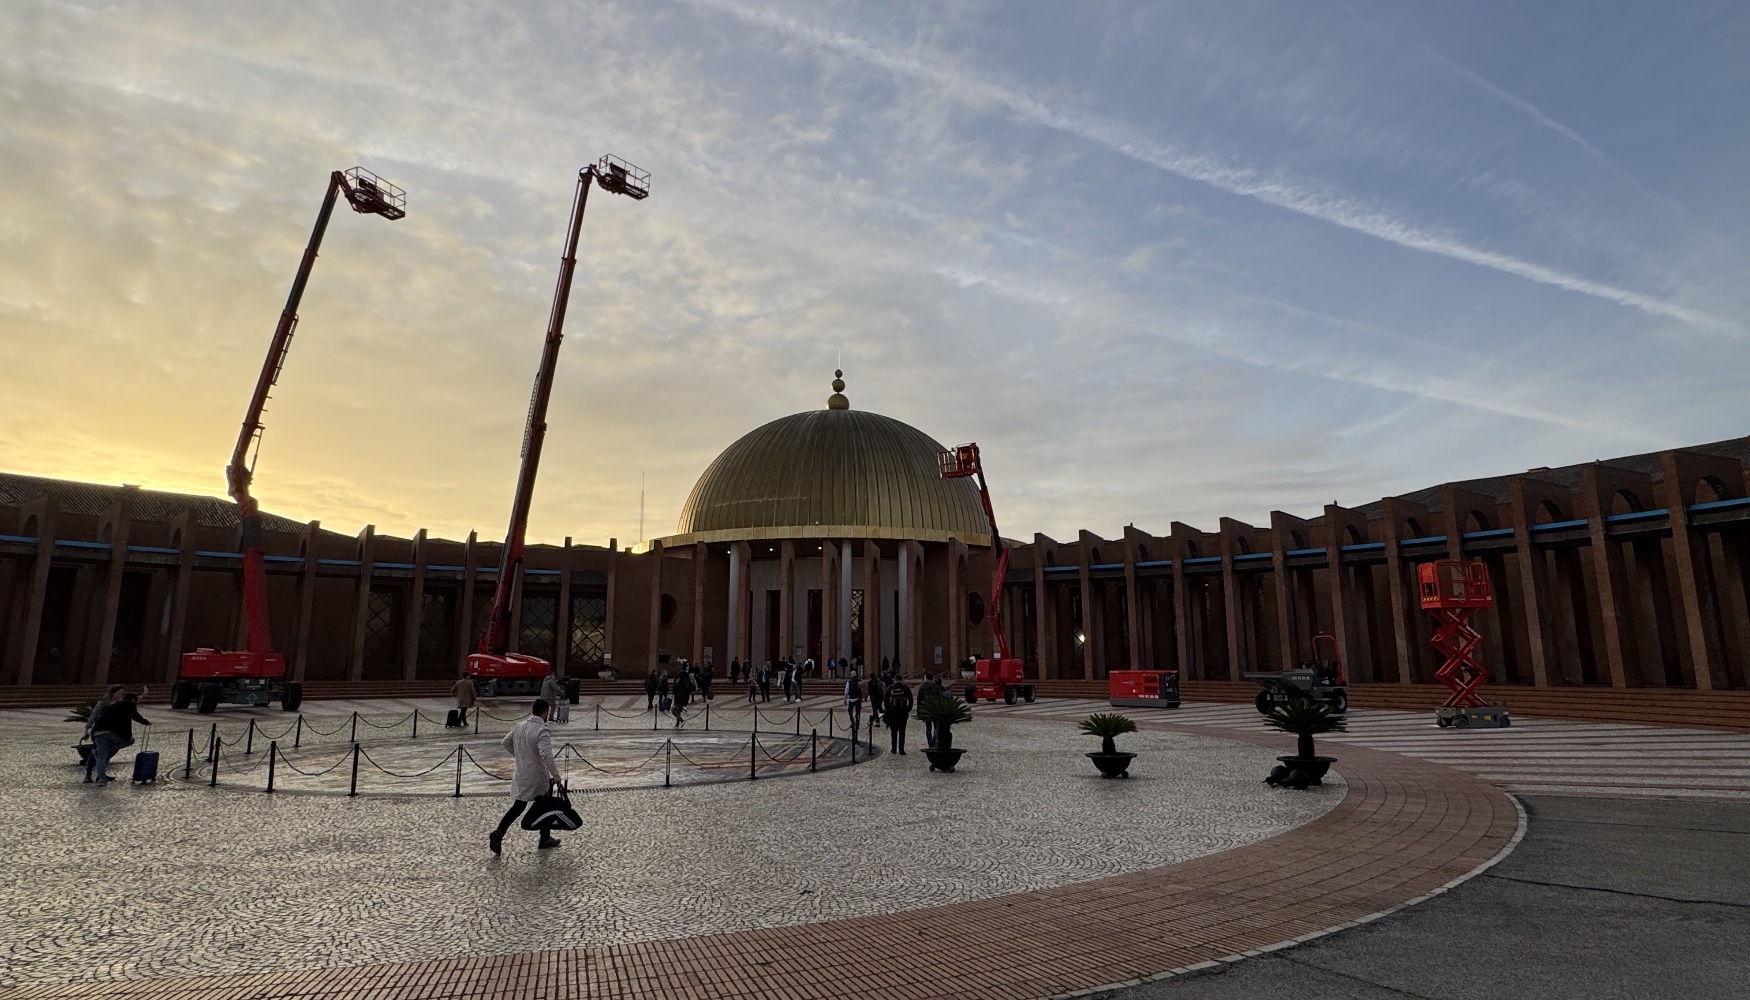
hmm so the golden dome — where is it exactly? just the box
[663,376,990,546]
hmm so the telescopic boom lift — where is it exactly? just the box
[175,168,406,714]
[466,156,649,697]
[938,442,1035,704]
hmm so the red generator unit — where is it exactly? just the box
[1108,669,1181,709]
[963,657,1034,705]
[1417,559,1511,729]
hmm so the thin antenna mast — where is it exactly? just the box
[639,471,645,544]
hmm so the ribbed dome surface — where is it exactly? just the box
[668,408,990,545]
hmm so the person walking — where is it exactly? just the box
[701,659,715,701]
[916,674,941,748]
[758,662,771,702]
[450,675,477,728]
[746,668,759,703]
[656,670,672,713]
[82,684,124,765]
[788,661,803,702]
[844,672,863,735]
[884,679,913,754]
[730,658,741,685]
[644,670,659,711]
[87,691,151,785]
[540,667,567,723]
[671,669,694,727]
[868,672,887,726]
[489,699,564,854]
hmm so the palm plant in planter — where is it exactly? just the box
[1078,713,1138,778]
[916,693,973,772]
[1263,698,1347,789]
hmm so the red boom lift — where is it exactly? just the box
[465,156,649,698]
[174,168,406,714]
[938,443,1035,705]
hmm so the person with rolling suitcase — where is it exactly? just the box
[88,691,151,785]
[131,725,160,784]
[449,675,477,728]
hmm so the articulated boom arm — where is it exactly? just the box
[940,443,1012,661]
[478,156,649,657]
[227,167,405,655]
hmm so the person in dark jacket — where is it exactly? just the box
[656,670,672,713]
[915,675,941,748]
[701,660,715,701]
[88,692,151,784]
[868,673,887,726]
[644,670,659,711]
[884,680,913,754]
[671,670,694,727]
[758,662,771,701]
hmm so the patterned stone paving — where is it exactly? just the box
[0,696,1338,989]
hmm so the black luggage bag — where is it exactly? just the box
[131,730,159,784]
[520,781,583,832]
[446,709,464,728]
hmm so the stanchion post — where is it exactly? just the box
[795,708,801,735]
[473,707,480,735]
[453,746,464,798]
[753,705,759,733]
[350,711,358,744]
[750,733,757,780]
[595,704,600,731]
[208,728,219,787]
[664,739,672,788]
[348,743,360,797]
[245,718,256,756]
[265,740,277,794]
[811,729,817,772]
[705,703,710,731]
[294,715,303,749]
[183,727,195,779]
[411,711,419,740]
[828,710,834,740]
[851,729,857,763]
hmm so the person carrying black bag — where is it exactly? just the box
[489,699,564,854]
[884,680,913,754]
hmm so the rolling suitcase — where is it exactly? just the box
[131,730,159,784]
[554,703,570,724]
[446,709,463,728]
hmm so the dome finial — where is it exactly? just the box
[828,368,849,410]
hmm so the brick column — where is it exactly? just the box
[778,540,795,663]
[1659,452,1730,689]
[292,520,321,681]
[1321,505,1368,680]
[402,528,428,681]
[10,495,58,686]
[1169,523,1197,679]
[647,540,665,669]
[1076,532,1097,679]
[555,537,574,676]
[347,524,376,681]
[456,531,479,674]
[1579,467,1648,688]
[947,538,966,666]
[90,493,135,684]
[731,541,750,669]
[1122,526,1143,671]
[603,538,618,671]
[820,540,838,668]
[1379,498,1432,685]
[1218,519,1253,682]
[1032,533,1055,679]
[162,510,196,684]
[866,540,885,668]
[1507,478,1563,688]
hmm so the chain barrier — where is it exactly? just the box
[358,744,461,779]
[272,745,357,778]
[355,711,417,731]
[667,737,756,769]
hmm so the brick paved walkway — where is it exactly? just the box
[2,708,1520,1000]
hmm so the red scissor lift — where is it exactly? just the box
[1417,560,1511,729]
[938,443,1035,705]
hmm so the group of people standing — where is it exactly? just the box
[642,659,714,727]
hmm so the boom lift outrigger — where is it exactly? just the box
[466,156,649,698]
[175,168,406,713]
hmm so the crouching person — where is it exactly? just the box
[489,698,563,854]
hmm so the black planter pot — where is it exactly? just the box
[1087,751,1136,779]
[922,747,967,772]
[1267,755,1336,789]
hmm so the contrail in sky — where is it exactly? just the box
[689,0,1728,332]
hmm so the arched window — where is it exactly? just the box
[659,594,678,628]
[1403,518,1424,539]
[1185,539,1200,557]
[1235,536,1252,555]
[1534,500,1563,525]
[1089,547,1103,565]
[967,592,986,626]
[99,523,113,544]
[1698,475,1732,502]
[1468,510,1491,532]
[1344,525,1363,545]
[1045,550,1056,567]
[1289,530,1306,549]
[23,515,38,537]
[1610,490,1643,515]
[1136,544,1150,561]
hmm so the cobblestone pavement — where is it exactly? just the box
[0,696,1339,988]
[993,699,1750,800]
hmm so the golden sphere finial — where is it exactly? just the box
[828,369,849,409]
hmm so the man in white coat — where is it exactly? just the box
[489,699,564,854]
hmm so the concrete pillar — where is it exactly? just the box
[1321,505,1368,679]
[291,520,321,681]
[1218,519,1253,681]
[10,495,58,685]
[1508,478,1566,688]
[647,541,665,670]
[732,541,751,667]
[1379,498,1433,685]
[840,538,854,662]
[401,529,428,681]
[867,540,885,668]
[778,540,795,663]
[820,539,838,667]
[1076,532,1098,679]
[1033,533,1055,679]
[1658,451,1737,689]
[347,524,376,681]
[555,537,574,676]
[1122,527,1148,670]
[947,538,966,667]
[1579,467,1649,688]
[1269,512,1312,669]
[1169,523,1197,679]
[90,492,136,684]
[456,531,479,674]
[692,541,707,666]
[162,510,196,684]
[726,543,741,666]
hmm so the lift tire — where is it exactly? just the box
[1022,686,1036,703]
[1453,714,1470,729]
[280,682,303,712]
[1500,716,1511,728]
[170,682,193,711]
[1329,691,1348,714]
[1436,716,1451,728]
[1004,687,1018,705]
[196,683,221,714]
[1254,691,1273,714]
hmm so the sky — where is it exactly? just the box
[2,0,1747,548]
